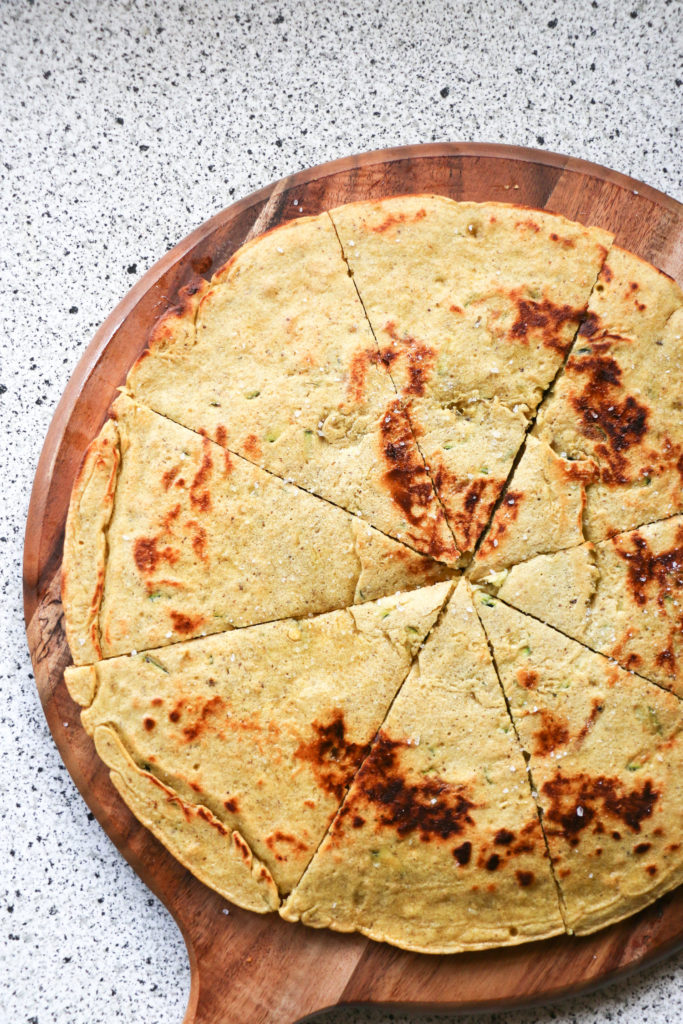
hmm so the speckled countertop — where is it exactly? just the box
[2,0,682,1021]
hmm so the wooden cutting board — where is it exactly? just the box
[24,143,683,1024]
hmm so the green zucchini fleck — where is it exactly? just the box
[648,706,663,734]
[143,654,169,673]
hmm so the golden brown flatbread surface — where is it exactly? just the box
[60,195,683,952]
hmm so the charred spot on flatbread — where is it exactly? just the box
[165,693,226,742]
[189,438,214,511]
[517,668,539,689]
[613,524,683,677]
[508,293,582,356]
[134,536,179,574]
[379,400,457,561]
[265,830,309,862]
[381,321,437,397]
[335,731,477,843]
[566,339,651,485]
[294,710,372,802]
[369,206,428,235]
[541,771,660,846]
[533,710,570,756]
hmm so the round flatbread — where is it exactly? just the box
[60,195,683,952]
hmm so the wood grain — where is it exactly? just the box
[23,144,683,1024]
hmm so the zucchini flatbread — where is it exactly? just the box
[59,195,683,952]
[65,582,453,906]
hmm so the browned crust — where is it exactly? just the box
[93,724,280,913]
[62,420,121,665]
[329,193,614,242]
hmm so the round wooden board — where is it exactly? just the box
[24,143,683,1024]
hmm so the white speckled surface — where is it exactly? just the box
[2,0,682,1021]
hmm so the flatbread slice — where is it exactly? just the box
[490,516,683,696]
[469,435,594,579]
[281,579,564,952]
[63,395,452,664]
[330,196,611,554]
[125,213,457,563]
[475,593,683,934]
[534,247,683,542]
[64,581,453,902]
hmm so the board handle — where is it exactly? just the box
[178,897,369,1024]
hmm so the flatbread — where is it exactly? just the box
[125,213,457,563]
[63,395,452,664]
[491,516,683,696]
[64,581,453,901]
[475,592,683,934]
[534,247,683,542]
[281,580,564,952]
[330,196,612,554]
[59,195,683,950]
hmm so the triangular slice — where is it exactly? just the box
[281,579,564,952]
[63,395,452,665]
[475,593,683,934]
[469,435,595,579]
[125,212,457,563]
[489,516,683,696]
[534,247,683,541]
[64,581,453,908]
[331,195,612,554]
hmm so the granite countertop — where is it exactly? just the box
[2,0,681,1021]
